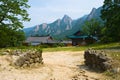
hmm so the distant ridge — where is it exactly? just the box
[24,7,102,39]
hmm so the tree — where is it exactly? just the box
[0,26,25,47]
[0,0,30,47]
[81,19,103,38]
[101,0,120,42]
[0,0,30,29]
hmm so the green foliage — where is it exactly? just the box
[101,0,120,42]
[81,19,103,38]
[0,0,30,29]
[37,48,42,53]
[52,43,65,47]
[39,44,50,48]
[0,0,30,48]
[0,27,25,47]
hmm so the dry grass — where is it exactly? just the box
[101,50,120,80]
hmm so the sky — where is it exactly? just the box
[24,0,104,28]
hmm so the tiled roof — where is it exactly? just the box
[26,36,51,43]
[68,35,88,39]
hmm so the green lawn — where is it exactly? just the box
[43,42,120,52]
[42,46,87,52]
[0,42,119,52]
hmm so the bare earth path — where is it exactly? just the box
[0,51,103,80]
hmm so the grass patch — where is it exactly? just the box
[42,46,87,52]
[108,52,120,61]
[103,70,120,80]
[43,42,120,52]
[0,42,119,52]
[89,42,120,50]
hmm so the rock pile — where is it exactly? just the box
[12,49,43,68]
[84,49,112,71]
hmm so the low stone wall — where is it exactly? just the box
[84,49,112,71]
[12,49,43,68]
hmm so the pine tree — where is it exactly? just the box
[101,0,120,42]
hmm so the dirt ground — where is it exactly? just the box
[0,51,103,80]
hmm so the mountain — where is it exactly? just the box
[86,7,102,20]
[24,7,102,39]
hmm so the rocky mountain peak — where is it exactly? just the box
[62,14,72,24]
[87,8,97,20]
[63,14,70,18]
[62,15,71,20]
[56,19,61,26]
[91,8,96,12]
[41,23,48,29]
[34,25,39,32]
[24,7,102,39]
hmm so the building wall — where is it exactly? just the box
[72,38,84,46]
[72,38,96,46]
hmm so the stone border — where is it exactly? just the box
[84,49,112,71]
